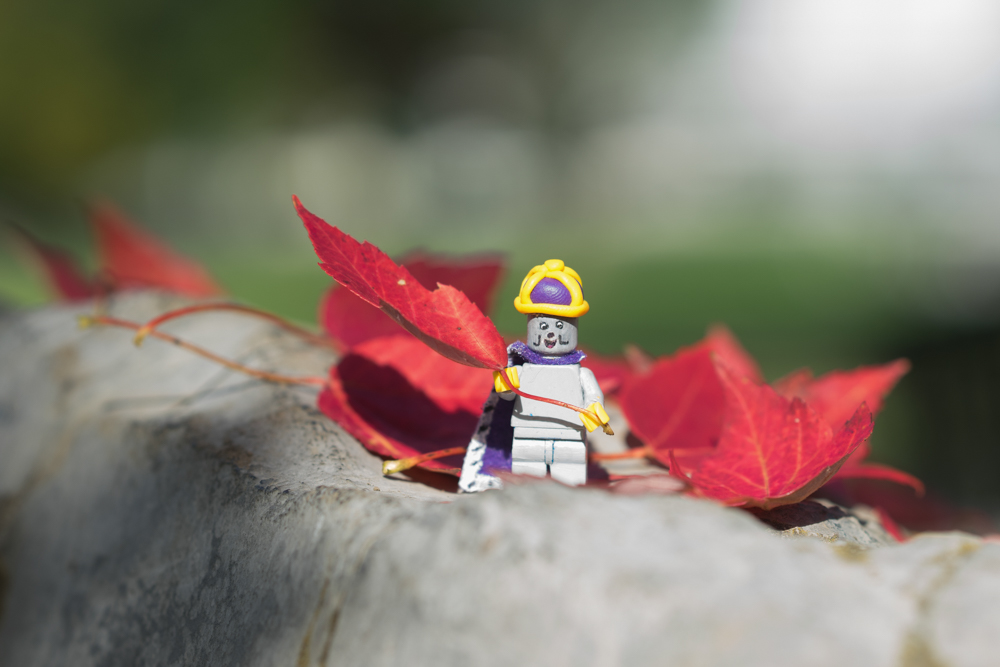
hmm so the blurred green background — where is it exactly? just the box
[2,0,1000,509]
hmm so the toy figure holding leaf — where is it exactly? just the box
[459,260,609,492]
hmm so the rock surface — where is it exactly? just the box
[0,294,997,666]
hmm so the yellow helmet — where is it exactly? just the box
[513,259,589,318]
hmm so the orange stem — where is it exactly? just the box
[80,314,328,387]
[132,302,334,349]
[497,372,614,436]
[382,446,468,475]
[590,446,653,462]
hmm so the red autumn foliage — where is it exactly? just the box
[773,360,920,492]
[618,326,916,508]
[620,343,726,455]
[294,206,921,509]
[670,364,874,509]
[11,201,222,300]
[296,196,507,370]
[90,201,222,298]
[318,334,489,473]
[774,360,910,432]
[351,334,493,414]
[320,251,504,349]
[617,326,763,457]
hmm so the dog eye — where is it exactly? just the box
[556,321,564,329]
[539,322,548,330]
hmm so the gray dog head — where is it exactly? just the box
[526,314,578,356]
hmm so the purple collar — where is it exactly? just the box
[507,341,586,366]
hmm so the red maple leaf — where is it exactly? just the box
[295,196,508,370]
[673,364,874,509]
[10,203,222,301]
[617,328,916,508]
[774,359,910,428]
[774,359,920,492]
[617,325,759,459]
[619,342,726,457]
[319,251,504,349]
[318,334,491,473]
[90,200,222,298]
[351,334,493,414]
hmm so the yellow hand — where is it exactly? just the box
[493,367,520,393]
[579,402,610,432]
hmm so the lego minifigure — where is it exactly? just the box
[459,259,609,492]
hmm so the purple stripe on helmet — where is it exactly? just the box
[530,277,572,305]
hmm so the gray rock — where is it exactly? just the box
[751,498,897,547]
[0,293,996,667]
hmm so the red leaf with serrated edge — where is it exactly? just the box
[351,334,493,414]
[617,327,760,465]
[777,359,910,429]
[296,196,507,369]
[776,359,913,484]
[318,371,461,474]
[619,343,726,459]
[675,365,873,509]
[9,225,94,301]
[317,345,483,473]
[320,251,503,348]
[90,200,222,298]
[403,251,504,315]
[705,324,764,384]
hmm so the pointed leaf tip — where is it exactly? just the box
[706,324,764,384]
[777,358,910,429]
[294,199,508,369]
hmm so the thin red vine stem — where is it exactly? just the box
[132,302,335,349]
[590,446,652,462]
[382,446,468,475]
[80,314,328,387]
[496,371,615,435]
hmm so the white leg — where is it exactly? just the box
[512,439,548,478]
[550,441,587,486]
[549,462,587,486]
[511,460,548,478]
